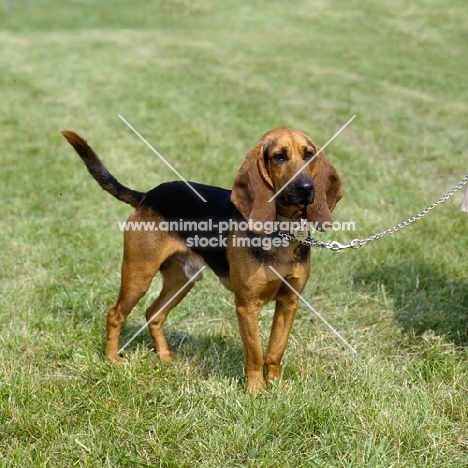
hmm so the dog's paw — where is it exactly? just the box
[247,378,266,395]
[267,378,292,393]
[107,352,123,363]
[158,350,177,362]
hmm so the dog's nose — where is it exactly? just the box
[296,179,314,195]
[293,178,314,204]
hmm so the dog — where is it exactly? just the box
[62,128,343,393]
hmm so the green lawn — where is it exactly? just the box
[1,0,467,466]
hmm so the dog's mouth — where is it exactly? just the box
[277,195,314,221]
[278,179,315,208]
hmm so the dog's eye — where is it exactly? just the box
[304,151,315,161]
[272,153,287,163]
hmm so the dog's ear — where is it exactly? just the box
[306,149,344,230]
[231,142,276,233]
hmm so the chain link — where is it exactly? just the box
[278,175,468,253]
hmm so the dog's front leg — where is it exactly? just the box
[264,286,300,384]
[234,297,265,394]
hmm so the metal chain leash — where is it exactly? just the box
[278,175,468,253]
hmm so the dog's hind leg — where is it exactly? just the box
[145,257,198,361]
[106,228,164,361]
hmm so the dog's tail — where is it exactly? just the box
[61,130,144,208]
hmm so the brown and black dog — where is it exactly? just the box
[62,128,343,393]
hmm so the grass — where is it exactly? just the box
[1,0,467,466]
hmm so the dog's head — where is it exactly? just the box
[231,128,344,234]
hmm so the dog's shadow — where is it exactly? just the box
[354,262,468,345]
[119,326,245,380]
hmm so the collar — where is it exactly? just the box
[276,210,307,223]
[275,210,310,242]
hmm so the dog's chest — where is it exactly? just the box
[273,244,310,278]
